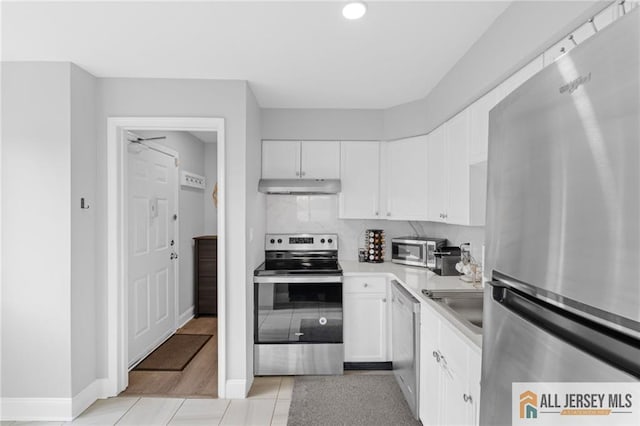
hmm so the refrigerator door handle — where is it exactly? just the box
[489,281,640,379]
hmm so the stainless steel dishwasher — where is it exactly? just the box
[391,280,420,419]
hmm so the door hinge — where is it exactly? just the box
[174,158,179,167]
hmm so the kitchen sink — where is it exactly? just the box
[422,289,484,334]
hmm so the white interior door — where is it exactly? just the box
[127,143,178,367]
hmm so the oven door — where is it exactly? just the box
[254,276,343,344]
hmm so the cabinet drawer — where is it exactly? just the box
[344,276,387,294]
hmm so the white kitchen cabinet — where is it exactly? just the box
[543,36,576,66]
[262,140,300,179]
[468,348,482,425]
[300,140,340,179]
[543,1,626,68]
[445,109,471,225]
[386,135,429,221]
[420,305,442,426]
[468,86,500,165]
[339,141,385,219]
[261,140,340,179]
[420,304,481,426]
[343,276,389,362]
[497,55,544,101]
[426,126,446,223]
[425,110,484,226]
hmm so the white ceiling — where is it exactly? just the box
[1,1,511,109]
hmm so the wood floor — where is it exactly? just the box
[121,317,218,398]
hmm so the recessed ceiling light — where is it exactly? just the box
[342,2,367,20]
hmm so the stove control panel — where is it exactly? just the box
[265,233,338,251]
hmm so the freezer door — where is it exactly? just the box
[485,9,640,329]
[480,281,639,426]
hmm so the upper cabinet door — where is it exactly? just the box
[426,126,447,222]
[446,109,471,225]
[386,135,429,221]
[300,141,340,179]
[497,55,544,101]
[262,140,301,179]
[468,87,500,165]
[339,141,381,219]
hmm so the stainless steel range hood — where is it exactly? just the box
[258,178,341,194]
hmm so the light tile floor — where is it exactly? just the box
[3,372,391,426]
[2,377,293,426]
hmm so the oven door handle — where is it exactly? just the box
[254,275,343,284]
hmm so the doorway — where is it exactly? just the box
[122,129,218,397]
[106,117,226,399]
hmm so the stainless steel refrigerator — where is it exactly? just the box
[481,7,640,425]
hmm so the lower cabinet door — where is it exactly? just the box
[343,292,388,362]
[440,361,471,426]
[420,307,442,425]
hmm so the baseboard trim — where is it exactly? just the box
[72,378,110,419]
[225,379,248,399]
[178,308,195,328]
[0,379,110,421]
[1,397,71,421]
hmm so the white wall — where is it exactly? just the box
[204,142,218,235]
[244,85,265,387]
[136,130,206,321]
[70,64,98,397]
[384,0,606,140]
[261,108,384,141]
[95,78,250,393]
[1,63,73,398]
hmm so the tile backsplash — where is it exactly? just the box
[266,195,485,263]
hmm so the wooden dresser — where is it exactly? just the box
[193,236,217,316]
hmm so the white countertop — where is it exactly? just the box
[341,260,484,349]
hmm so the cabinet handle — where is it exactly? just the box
[568,34,577,46]
[375,211,379,216]
[387,212,391,217]
[364,283,368,287]
[382,298,387,303]
[433,351,441,363]
[301,171,306,177]
[463,394,473,404]
[295,171,300,177]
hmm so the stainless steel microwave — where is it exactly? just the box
[391,237,447,268]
